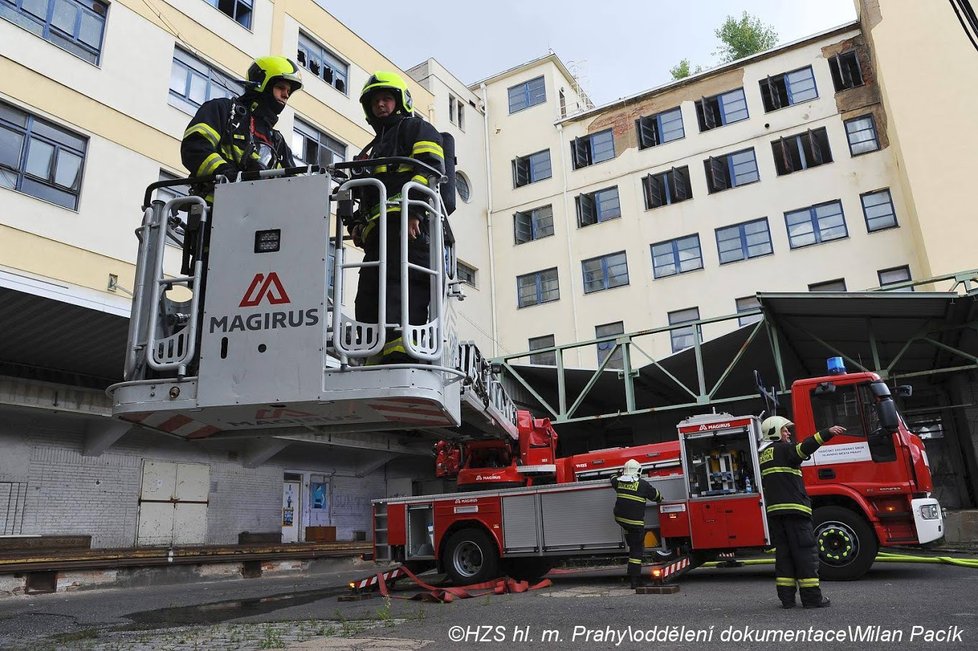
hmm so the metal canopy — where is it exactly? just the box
[499,291,978,427]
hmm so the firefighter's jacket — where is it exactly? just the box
[350,114,445,244]
[181,94,294,187]
[611,475,662,528]
[759,430,835,517]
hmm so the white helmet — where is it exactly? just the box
[623,459,641,476]
[761,416,793,441]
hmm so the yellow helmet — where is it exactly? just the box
[761,416,794,441]
[248,56,303,94]
[360,71,414,120]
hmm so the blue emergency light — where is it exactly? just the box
[827,356,847,375]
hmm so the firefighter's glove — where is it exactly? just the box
[214,163,238,180]
[350,222,366,248]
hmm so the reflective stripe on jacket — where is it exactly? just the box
[759,430,833,517]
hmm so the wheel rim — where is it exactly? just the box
[816,520,859,566]
[451,540,484,578]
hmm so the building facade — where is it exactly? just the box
[0,0,976,546]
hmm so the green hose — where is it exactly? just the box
[702,551,978,569]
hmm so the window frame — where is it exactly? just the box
[636,107,685,149]
[808,278,847,292]
[735,296,762,326]
[715,218,773,265]
[457,261,476,287]
[771,127,833,176]
[582,251,629,294]
[878,265,913,291]
[512,149,552,188]
[784,200,849,249]
[860,188,898,232]
[571,128,615,169]
[296,32,349,95]
[204,0,252,29]
[576,186,621,227]
[695,88,749,131]
[668,307,701,354]
[517,267,559,308]
[845,114,880,156]
[528,334,557,366]
[760,65,818,112]
[513,204,554,244]
[595,321,625,369]
[651,234,703,279]
[508,76,546,114]
[643,166,692,209]
[0,100,87,210]
[829,50,864,91]
[292,118,347,167]
[168,48,243,114]
[0,0,108,64]
[705,147,760,193]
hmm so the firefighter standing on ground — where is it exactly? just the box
[181,56,302,201]
[347,71,445,364]
[611,459,663,589]
[759,416,845,609]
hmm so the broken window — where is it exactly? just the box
[297,33,349,94]
[829,51,864,91]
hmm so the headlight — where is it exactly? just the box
[919,504,940,520]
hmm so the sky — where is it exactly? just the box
[324,0,858,106]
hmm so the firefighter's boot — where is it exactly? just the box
[777,585,797,609]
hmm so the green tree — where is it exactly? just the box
[714,11,779,63]
[669,11,779,79]
[669,58,703,81]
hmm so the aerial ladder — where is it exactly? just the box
[108,149,517,444]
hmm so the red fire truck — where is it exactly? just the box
[375,368,943,585]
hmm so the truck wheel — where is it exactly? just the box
[505,558,554,582]
[813,506,878,581]
[444,528,499,585]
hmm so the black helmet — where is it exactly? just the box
[359,71,414,120]
[248,56,303,94]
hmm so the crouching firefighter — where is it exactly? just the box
[759,416,846,609]
[612,459,663,589]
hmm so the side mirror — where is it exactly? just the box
[876,397,900,435]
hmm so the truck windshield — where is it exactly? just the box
[809,382,896,462]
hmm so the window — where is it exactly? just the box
[809,278,847,292]
[576,186,620,227]
[512,150,552,187]
[456,171,471,202]
[772,127,832,175]
[571,129,615,169]
[582,251,629,294]
[636,107,684,149]
[651,234,703,279]
[695,88,749,131]
[457,261,476,286]
[514,205,554,244]
[643,167,692,209]
[596,322,625,369]
[508,76,546,114]
[529,335,556,365]
[861,189,898,232]
[292,119,346,166]
[297,33,348,94]
[845,115,880,155]
[448,95,465,130]
[829,51,864,91]
[705,148,759,192]
[0,0,107,64]
[878,265,913,291]
[668,307,700,353]
[204,0,252,28]
[716,218,773,264]
[0,101,86,210]
[517,268,559,308]
[785,201,848,248]
[736,296,762,326]
[760,66,818,112]
[169,48,243,114]
[558,89,566,118]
